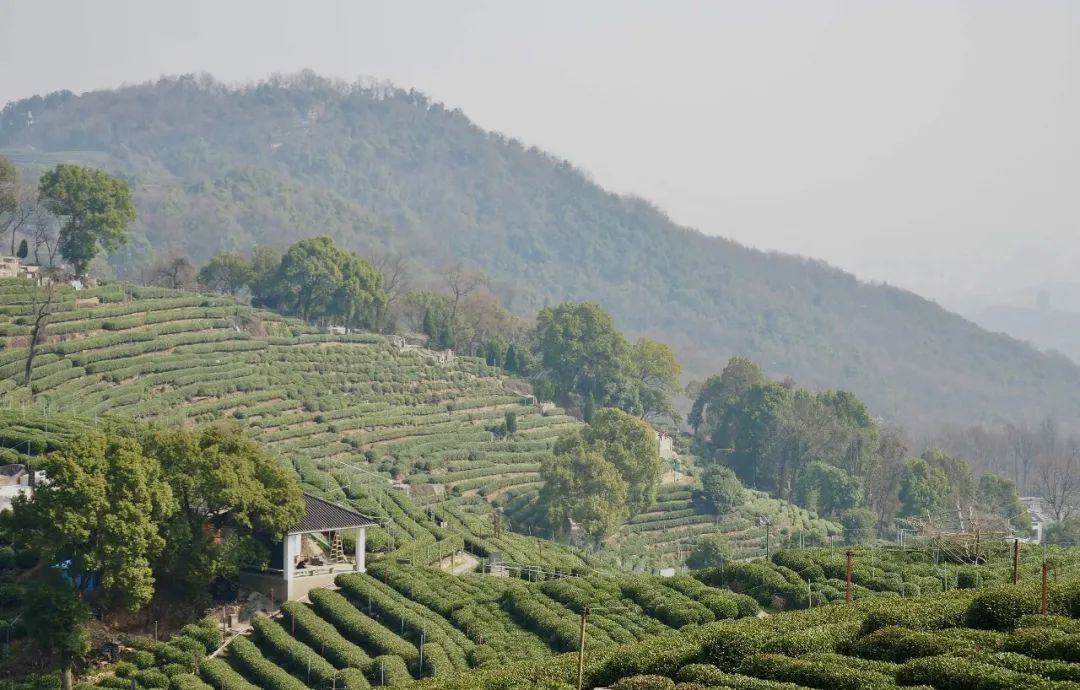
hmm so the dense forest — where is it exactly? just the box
[4,72,1080,430]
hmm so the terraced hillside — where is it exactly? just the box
[0,278,845,574]
[0,279,569,497]
[423,573,1080,690]
[88,544,1080,689]
[607,486,843,572]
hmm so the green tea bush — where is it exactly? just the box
[974,651,1080,682]
[168,675,213,690]
[198,658,261,690]
[762,622,860,656]
[897,654,1045,690]
[133,669,169,689]
[610,675,676,690]
[251,616,341,687]
[370,655,413,686]
[738,653,896,690]
[966,585,1041,630]
[228,636,307,690]
[280,600,372,671]
[859,593,968,633]
[847,626,974,662]
[1003,627,1080,663]
[308,589,419,664]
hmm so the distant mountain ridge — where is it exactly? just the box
[3,72,1079,430]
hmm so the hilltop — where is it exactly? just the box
[4,74,1080,431]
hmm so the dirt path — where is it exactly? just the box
[436,550,479,575]
[661,469,695,485]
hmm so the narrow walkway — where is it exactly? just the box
[436,550,479,575]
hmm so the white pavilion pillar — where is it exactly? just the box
[283,532,301,600]
[355,527,366,572]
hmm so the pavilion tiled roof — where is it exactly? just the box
[288,492,376,534]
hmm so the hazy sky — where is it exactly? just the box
[2,1,1078,308]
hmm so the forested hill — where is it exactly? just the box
[3,73,1078,430]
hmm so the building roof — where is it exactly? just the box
[288,492,376,534]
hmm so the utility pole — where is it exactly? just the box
[1042,562,1049,616]
[845,550,853,605]
[1013,539,1020,586]
[576,606,589,690]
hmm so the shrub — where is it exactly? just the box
[611,676,676,690]
[251,617,341,688]
[859,594,968,633]
[847,626,973,662]
[308,589,419,664]
[198,658,261,690]
[700,625,774,671]
[113,661,137,678]
[738,653,896,690]
[763,623,860,656]
[161,664,188,678]
[228,635,308,690]
[975,651,1080,682]
[132,650,156,669]
[1003,627,1080,663]
[169,675,213,690]
[898,654,1044,690]
[280,600,372,671]
[134,669,170,689]
[370,655,413,686]
[180,620,222,651]
[966,586,1040,630]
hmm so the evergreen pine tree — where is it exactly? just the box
[505,343,519,373]
[422,307,436,341]
[16,239,28,259]
[583,391,596,423]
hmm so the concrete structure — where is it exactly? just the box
[656,431,677,460]
[0,465,42,512]
[1020,496,1055,543]
[0,256,45,282]
[239,493,375,602]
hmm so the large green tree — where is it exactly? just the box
[197,250,251,294]
[22,570,91,690]
[534,302,637,411]
[37,164,136,276]
[897,457,949,518]
[540,408,661,543]
[11,431,175,689]
[632,337,682,423]
[334,250,387,331]
[141,424,305,594]
[272,236,345,321]
[697,465,746,515]
[977,472,1028,530]
[688,357,765,439]
[538,440,629,546]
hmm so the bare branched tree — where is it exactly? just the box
[1038,436,1080,521]
[31,206,61,266]
[371,250,411,330]
[442,263,486,342]
[144,252,196,290]
[24,279,56,389]
[2,193,37,257]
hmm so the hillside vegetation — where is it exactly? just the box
[3,75,1080,430]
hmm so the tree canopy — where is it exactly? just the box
[37,163,136,276]
[539,408,661,544]
[532,302,682,423]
